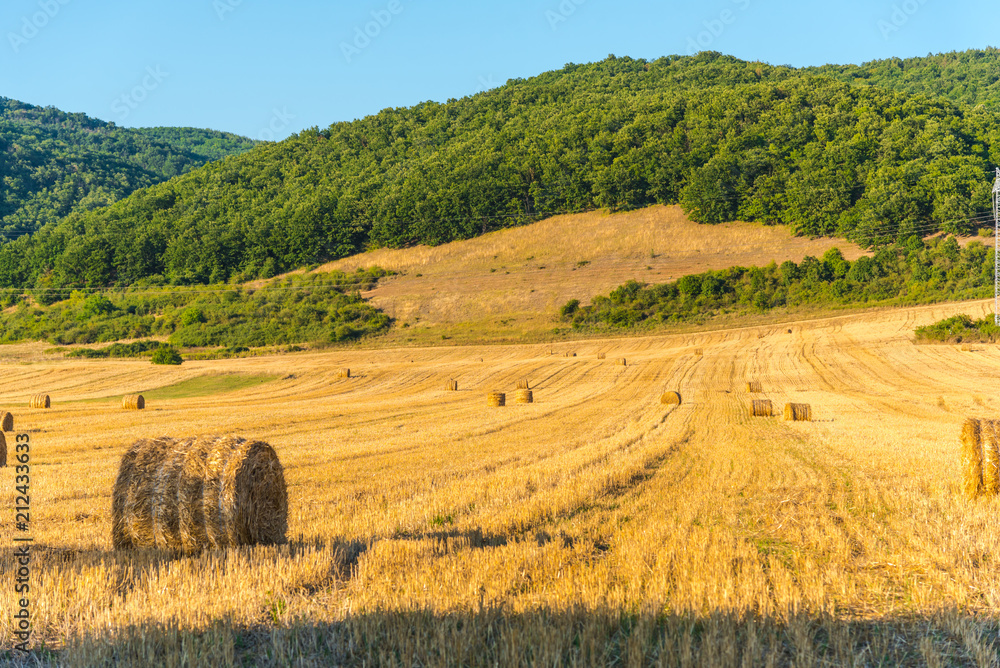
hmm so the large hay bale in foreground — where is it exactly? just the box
[661,391,681,405]
[751,399,772,417]
[29,394,50,409]
[0,411,12,431]
[515,389,533,404]
[122,395,145,410]
[487,391,505,407]
[112,435,287,551]
[784,403,812,422]
[516,379,530,390]
[747,381,762,393]
[446,379,458,391]
[963,418,985,499]
[983,420,1000,496]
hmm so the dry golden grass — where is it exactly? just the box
[312,205,867,342]
[4,298,1000,664]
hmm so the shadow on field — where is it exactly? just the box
[29,607,999,667]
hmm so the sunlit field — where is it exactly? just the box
[1,298,999,665]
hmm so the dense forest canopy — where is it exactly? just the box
[810,48,1000,111]
[6,50,1000,291]
[0,97,256,235]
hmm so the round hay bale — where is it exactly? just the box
[983,419,1000,496]
[783,403,812,422]
[597,352,606,360]
[487,391,505,407]
[963,418,985,499]
[446,379,458,391]
[29,394,50,409]
[787,328,792,334]
[0,432,6,467]
[515,389,533,404]
[339,368,351,379]
[618,358,627,366]
[747,381,762,393]
[661,391,681,405]
[112,435,287,551]
[516,379,530,390]
[693,348,704,356]
[961,344,972,352]
[0,411,13,432]
[751,399,772,417]
[122,395,145,410]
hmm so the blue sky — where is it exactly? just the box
[0,0,994,140]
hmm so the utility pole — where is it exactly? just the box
[995,168,1000,325]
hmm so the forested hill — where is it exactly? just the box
[812,48,1000,111]
[5,51,1000,291]
[0,97,257,234]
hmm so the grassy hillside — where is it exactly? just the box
[321,204,868,345]
[3,52,1000,291]
[0,97,257,235]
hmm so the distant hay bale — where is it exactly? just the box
[446,379,458,391]
[983,420,1000,496]
[783,403,812,422]
[29,394,50,409]
[747,381,762,393]
[618,358,627,366]
[112,435,287,551]
[961,344,972,352]
[122,395,145,410]
[597,352,606,360]
[963,418,985,499]
[787,329,792,334]
[661,391,681,405]
[516,379,530,390]
[0,412,12,431]
[515,389,533,404]
[338,368,351,379]
[487,391,505,407]
[751,399,773,417]
[693,348,704,356]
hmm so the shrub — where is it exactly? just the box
[151,345,183,365]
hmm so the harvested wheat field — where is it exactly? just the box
[4,299,1000,664]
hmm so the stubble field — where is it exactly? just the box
[1,298,999,665]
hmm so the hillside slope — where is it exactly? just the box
[321,205,867,343]
[2,52,998,290]
[0,97,257,235]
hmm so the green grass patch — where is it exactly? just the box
[143,373,280,401]
[75,372,280,404]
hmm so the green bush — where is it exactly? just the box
[151,346,183,365]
